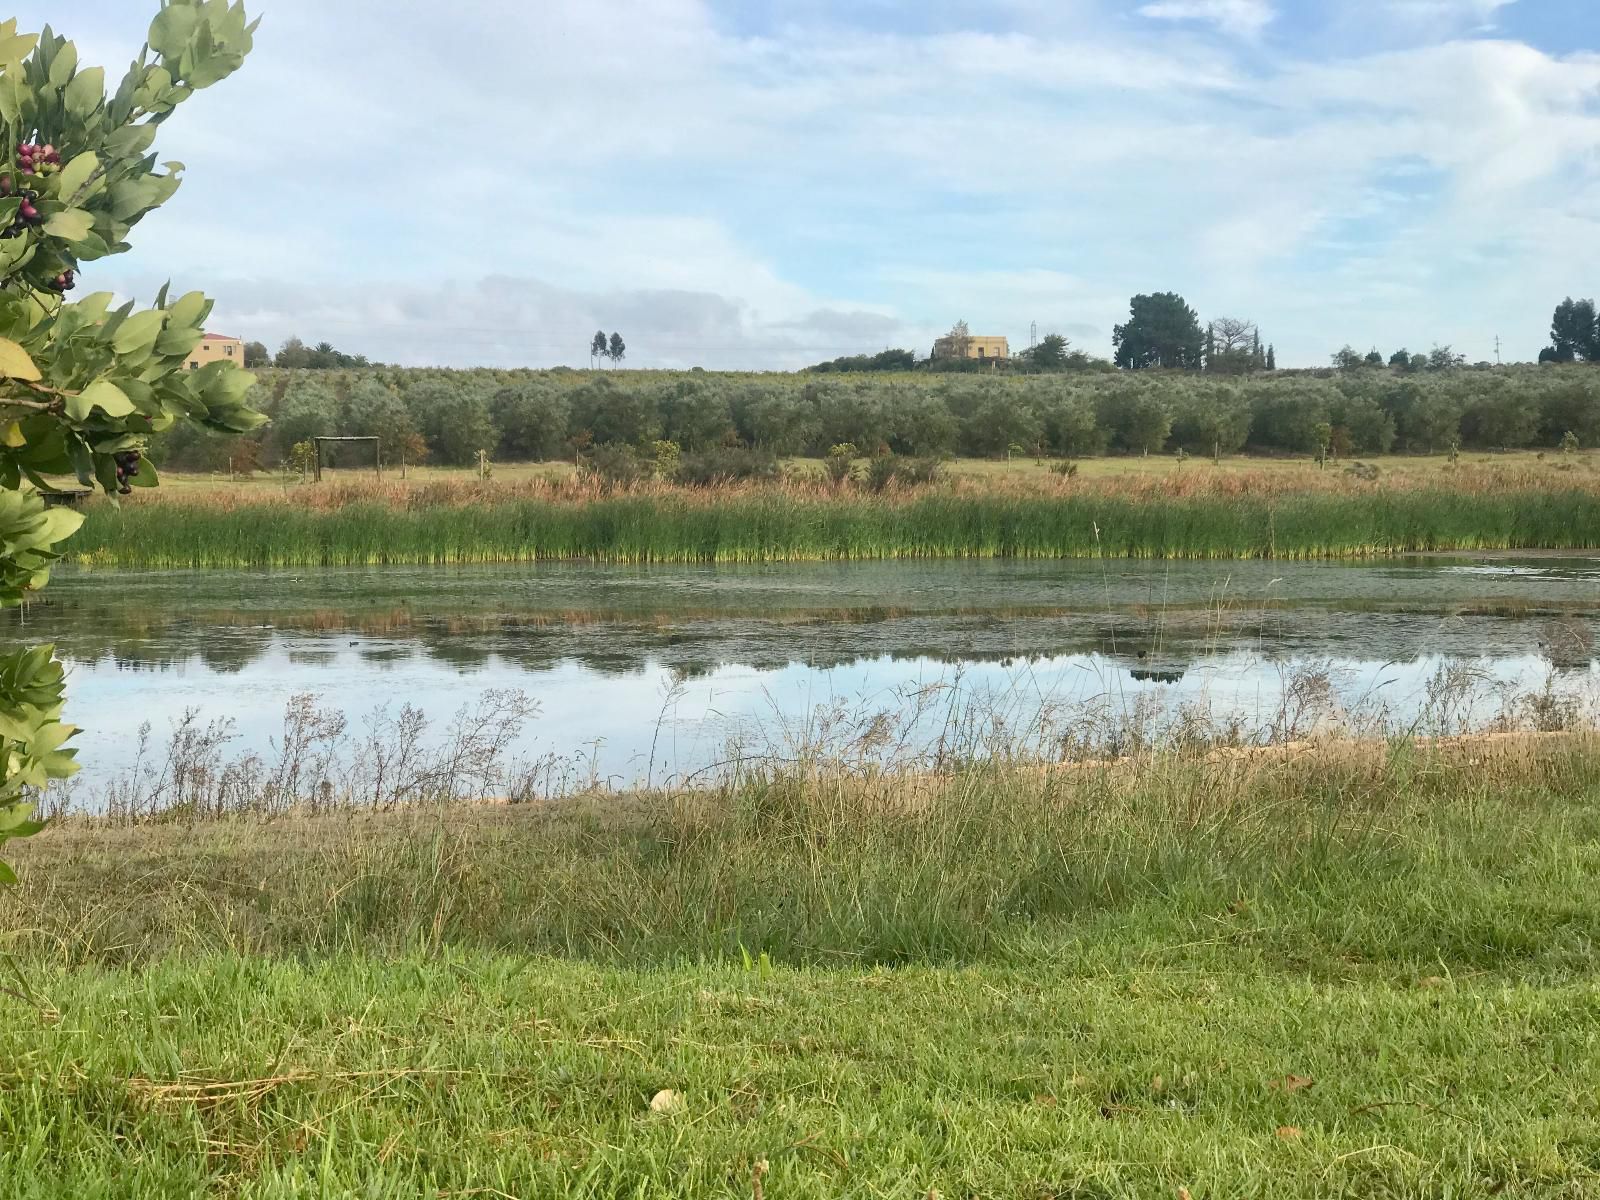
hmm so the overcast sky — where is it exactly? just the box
[16,0,1600,369]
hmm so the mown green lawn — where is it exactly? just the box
[4,747,1600,1196]
[5,951,1597,1198]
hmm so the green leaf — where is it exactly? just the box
[36,507,83,542]
[129,457,159,488]
[132,63,173,110]
[168,290,208,327]
[111,308,166,355]
[0,32,39,63]
[58,151,99,199]
[80,380,135,418]
[69,231,111,261]
[64,63,104,118]
[70,292,115,322]
[148,8,198,59]
[26,721,73,756]
[67,436,92,486]
[155,325,202,358]
[0,338,40,382]
[47,39,78,89]
[0,235,32,273]
[43,209,94,243]
[103,122,157,159]
[0,72,21,126]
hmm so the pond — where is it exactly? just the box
[8,555,1600,794]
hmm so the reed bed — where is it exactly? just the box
[65,467,1600,566]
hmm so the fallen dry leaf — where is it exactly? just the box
[1276,1125,1303,1140]
[1031,1093,1057,1108]
[1418,976,1446,989]
[648,1089,685,1116]
[1178,1188,1193,1200]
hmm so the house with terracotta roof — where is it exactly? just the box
[188,332,244,370]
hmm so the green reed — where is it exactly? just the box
[64,485,1600,567]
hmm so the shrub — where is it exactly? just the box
[866,454,945,492]
[673,447,780,487]
[651,440,682,475]
[825,443,857,485]
[578,444,650,488]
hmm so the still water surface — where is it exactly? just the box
[9,555,1600,788]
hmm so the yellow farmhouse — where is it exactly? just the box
[931,333,1009,362]
[188,332,244,370]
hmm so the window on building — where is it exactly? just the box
[189,361,199,370]
[225,344,234,355]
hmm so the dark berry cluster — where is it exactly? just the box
[16,142,60,177]
[0,175,42,238]
[47,268,75,292]
[114,451,141,495]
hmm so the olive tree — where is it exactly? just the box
[0,5,259,877]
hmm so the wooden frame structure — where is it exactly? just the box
[312,435,381,482]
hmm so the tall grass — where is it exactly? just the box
[8,734,1599,1194]
[13,735,1600,972]
[66,469,1600,566]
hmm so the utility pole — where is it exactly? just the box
[1029,321,1038,350]
[1494,334,1502,366]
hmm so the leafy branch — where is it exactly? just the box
[0,3,260,882]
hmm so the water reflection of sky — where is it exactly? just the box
[57,641,1600,790]
[19,555,1600,791]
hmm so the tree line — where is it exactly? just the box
[264,291,1598,385]
[154,361,1600,474]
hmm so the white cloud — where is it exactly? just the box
[1379,0,1516,27]
[1137,0,1275,39]
[1326,0,1519,43]
[154,274,909,371]
[22,0,1600,368]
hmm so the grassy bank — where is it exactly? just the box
[4,742,1600,1194]
[65,467,1600,565]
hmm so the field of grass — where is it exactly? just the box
[58,455,1600,567]
[4,740,1600,1195]
[153,447,1589,490]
